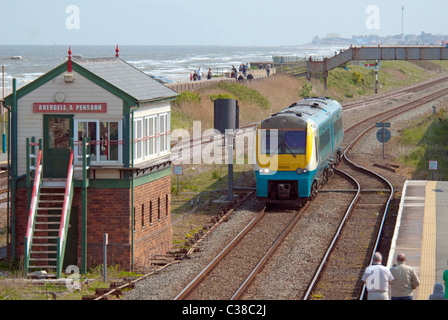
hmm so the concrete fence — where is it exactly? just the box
[166,68,276,93]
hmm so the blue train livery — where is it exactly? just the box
[253,97,343,203]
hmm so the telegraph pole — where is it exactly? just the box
[401,6,404,36]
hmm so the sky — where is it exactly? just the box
[0,0,446,46]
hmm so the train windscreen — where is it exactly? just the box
[261,129,306,156]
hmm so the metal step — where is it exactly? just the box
[33,236,58,239]
[36,214,62,218]
[30,257,57,261]
[35,221,60,225]
[42,179,66,188]
[30,251,57,254]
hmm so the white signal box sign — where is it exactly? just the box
[429,161,438,171]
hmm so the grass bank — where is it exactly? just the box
[395,108,448,180]
[169,60,448,255]
[171,60,448,132]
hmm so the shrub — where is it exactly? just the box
[300,82,313,98]
[217,82,270,110]
[351,71,363,85]
[174,91,201,105]
[209,93,235,102]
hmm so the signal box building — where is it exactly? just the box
[3,48,177,276]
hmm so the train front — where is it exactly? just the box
[254,112,318,203]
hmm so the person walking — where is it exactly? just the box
[265,63,271,76]
[389,253,420,300]
[362,252,394,300]
[429,283,445,300]
[207,68,212,80]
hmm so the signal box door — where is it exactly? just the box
[43,115,73,178]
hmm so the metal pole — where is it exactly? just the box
[103,233,108,282]
[81,138,87,274]
[224,130,234,201]
[2,56,22,153]
[2,61,5,153]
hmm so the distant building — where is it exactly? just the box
[311,32,448,46]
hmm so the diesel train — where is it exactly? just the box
[253,97,343,204]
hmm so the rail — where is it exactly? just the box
[174,209,267,300]
[302,168,361,300]
[23,150,43,275]
[56,150,75,278]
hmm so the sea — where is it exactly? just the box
[0,44,341,92]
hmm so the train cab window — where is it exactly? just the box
[283,131,306,154]
[261,129,306,155]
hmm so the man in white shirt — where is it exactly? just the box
[362,252,394,300]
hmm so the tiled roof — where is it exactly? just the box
[73,57,177,103]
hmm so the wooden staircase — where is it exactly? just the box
[27,179,66,274]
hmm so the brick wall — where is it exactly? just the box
[132,175,172,271]
[10,173,173,272]
[71,187,132,270]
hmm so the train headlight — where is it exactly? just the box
[259,168,270,174]
[296,168,303,174]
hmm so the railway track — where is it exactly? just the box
[170,79,448,301]
[174,204,307,300]
[302,82,448,300]
[303,140,393,300]
[76,73,448,301]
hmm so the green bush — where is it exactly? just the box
[217,82,270,110]
[209,93,235,102]
[174,91,201,105]
[351,71,363,85]
[300,82,313,98]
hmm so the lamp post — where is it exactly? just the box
[1,56,22,153]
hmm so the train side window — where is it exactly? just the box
[319,128,330,154]
[334,117,343,135]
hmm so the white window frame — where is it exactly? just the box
[74,119,123,165]
[144,115,157,158]
[159,112,170,155]
[133,111,170,163]
[134,118,144,161]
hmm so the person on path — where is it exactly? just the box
[197,68,202,81]
[207,68,212,80]
[429,283,445,300]
[362,252,394,300]
[265,63,271,76]
[389,253,420,300]
[231,65,237,78]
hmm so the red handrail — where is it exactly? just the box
[58,150,74,250]
[25,150,43,240]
